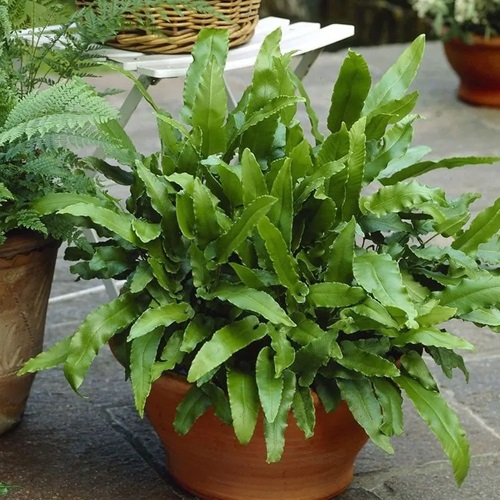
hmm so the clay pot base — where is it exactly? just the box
[145,374,369,500]
[458,84,500,107]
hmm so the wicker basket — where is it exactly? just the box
[75,0,262,54]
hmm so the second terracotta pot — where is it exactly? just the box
[0,231,59,435]
[145,373,369,500]
[444,35,500,107]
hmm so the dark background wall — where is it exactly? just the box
[259,0,434,47]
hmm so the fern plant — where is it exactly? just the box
[22,30,500,489]
[0,0,126,243]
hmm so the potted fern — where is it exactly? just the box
[22,29,500,499]
[0,0,121,434]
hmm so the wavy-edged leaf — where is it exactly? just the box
[462,308,500,327]
[268,158,293,248]
[19,335,73,375]
[364,119,414,183]
[188,316,267,382]
[135,160,173,218]
[315,376,341,413]
[361,180,445,217]
[206,195,276,263]
[269,327,295,377]
[354,252,417,322]
[380,156,499,185]
[362,35,425,115]
[182,29,229,125]
[338,341,399,377]
[63,293,141,392]
[307,282,365,308]
[130,328,163,417]
[292,385,316,439]
[181,315,213,354]
[211,283,295,327]
[192,178,221,245]
[328,50,371,133]
[452,198,500,253]
[426,346,469,382]
[396,373,470,485]
[241,148,268,205]
[256,347,284,423]
[477,235,500,265]
[439,276,500,314]
[346,297,401,329]
[227,368,259,445]
[174,385,211,435]
[264,370,296,462]
[372,379,404,437]
[324,218,356,283]
[257,217,308,302]
[191,55,228,156]
[337,378,393,453]
[128,303,194,341]
[400,351,438,391]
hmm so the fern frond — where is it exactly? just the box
[0,79,119,144]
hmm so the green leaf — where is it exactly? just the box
[130,328,163,417]
[128,303,194,341]
[269,327,296,377]
[241,149,268,205]
[56,203,136,244]
[337,378,393,453]
[372,379,404,437]
[129,262,154,294]
[206,195,276,263]
[257,217,308,302]
[33,193,111,215]
[361,180,445,217]
[426,347,469,382]
[396,374,470,485]
[307,282,365,308]
[477,235,500,265]
[462,308,500,327]
[19,335,73,375]
[182,29,229,125]
[134,160,173,218]
[292,386,316,439]
[346,297,401,329]
[191,55,228,156]
[324,218,356,283]
[354,252,417,323]
[63,293,140,392]
[364,119,414,183]
[268,158,293,248]
[400,351,438,391]
[338,341,400,377]
[341,117,366,221]
[395,327,474,351]
[159,330,185,370]
[380,156,499,185]
[256,347,284,423]
[187,316,267,382]
[200,383,232,426]
[452,198,500,253]
[174,385,211,435]
[192,178,221,245]
[328,50,371,133]
[363,35,425,115]
[439,276,500,315]
[181,315,213,354]
[227,368,260,445]
[264,370,296,462]
[211,283,295,327]
[314,376,341,413]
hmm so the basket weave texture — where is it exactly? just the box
[75,0,262,54]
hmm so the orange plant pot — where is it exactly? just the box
[444,36,500,107]
[145,373,369,500]
[0,231,59,434]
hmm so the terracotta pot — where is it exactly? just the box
[145,373,369,500]
[444,35,500,107]
[0,231,59,435]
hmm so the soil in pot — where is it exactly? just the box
[145,373,369,500]
[0,232,59,435]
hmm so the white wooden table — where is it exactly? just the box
[45,17,354,302]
